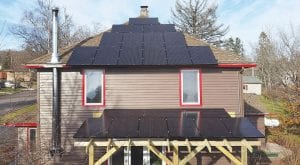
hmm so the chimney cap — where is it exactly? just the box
[52,7,59,12]
[140,5,149,17]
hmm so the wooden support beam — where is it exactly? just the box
[242,139,253,153]
[173,145,179,165]
[88,143,94,165]
[216,146,241,165]
[223,139,232,152]
[179,145,205,165]
[107,138,112,152]
[127,139,131,151]
[86,139,94,154]
[241,146,248,165]
[204,139,211,153]
[185,139,191,152]
[146,142,174,165]
[167,138,171,152]
[95,145,121,165]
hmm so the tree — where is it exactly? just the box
[10,0,96,56]
[171,0,229,45]
[277,27,300,89]
[255,32,279,90]
[223,37,244,56]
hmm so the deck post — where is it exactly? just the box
[173,145,179,165]
[241,146,248,165]
[89,144,94,165]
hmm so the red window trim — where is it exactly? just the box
[179,69,202,106]
[82,69,106,107]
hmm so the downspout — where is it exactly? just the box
[49,7,63,159]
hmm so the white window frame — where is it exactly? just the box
[84,69,104,106]
[180,69,201,105]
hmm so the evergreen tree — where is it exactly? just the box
[223,37,244,56]
[171,0,229,45]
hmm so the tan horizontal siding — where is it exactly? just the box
[38,68,242,157]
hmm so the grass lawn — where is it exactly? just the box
[0,88,22,96]
[0,104,37,124]
[259,96,287,114]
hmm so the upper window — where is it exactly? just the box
[83,69,104,106]
[180,69,201,106]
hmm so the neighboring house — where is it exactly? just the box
[0,71,7,80]
[243,76,262,95]
[0,50,35,87]
[25,7,264,165]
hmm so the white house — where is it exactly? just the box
[243,76,262,95]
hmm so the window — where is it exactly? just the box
[29,128,37,151]
[180,69,201,105]
[83,69,104,106]
[243,84,248,90]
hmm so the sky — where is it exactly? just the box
[0,0,300,57]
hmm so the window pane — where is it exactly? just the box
[86,70,102,104]
[182,70,199,103]
[29,129,36,151]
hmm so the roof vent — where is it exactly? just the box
[140,6,149,17]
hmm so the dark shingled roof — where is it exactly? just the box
[67,18,218,66]
[26,18,250,65]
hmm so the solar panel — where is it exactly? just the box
[122,33,143,47]
[129,18,159,25]
[100,32,123,46]
[119,46,143,65]
[111,25,143,33]
[67,47,97,65]
[143,24,176,32]
[188,46,217,64]
[93,46,120,65]
[166,46,192,65]
[143,32,163,45]
[74,109,265,139]
[143,45,166,65]
[164,32,186,47]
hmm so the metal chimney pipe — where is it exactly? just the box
[50,7,63,160]
[51,7,59,63]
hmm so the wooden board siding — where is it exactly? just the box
[38,67,242,160]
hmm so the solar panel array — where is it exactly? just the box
[74,109,264,139]
[67,17,218,66]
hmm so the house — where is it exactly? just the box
[25,6,264,165]
[0,50,35,87]
[243,76,262,95]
